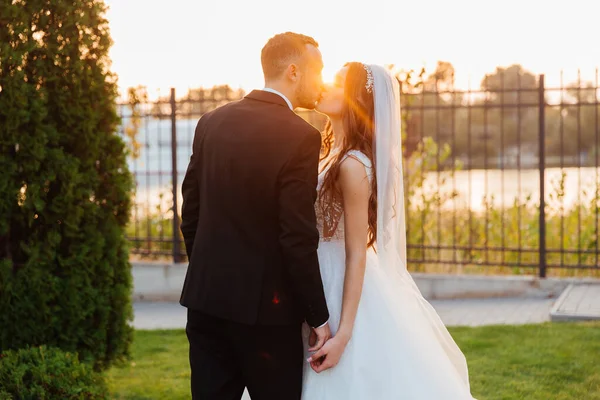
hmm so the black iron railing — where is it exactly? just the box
[118,70,600,277]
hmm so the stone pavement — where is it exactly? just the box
[429,297,555,326]
[550,283,600,321]
[132,297,557,330]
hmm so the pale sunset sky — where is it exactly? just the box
[104,0,599,97]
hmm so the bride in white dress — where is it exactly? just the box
[301,63,476,399]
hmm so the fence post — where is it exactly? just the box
[538,75,547,278]
[170,88,183,263]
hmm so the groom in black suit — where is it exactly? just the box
[180,32,331,399]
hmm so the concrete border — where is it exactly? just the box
[131,261,600,302]
[410,273,598,300]
[131,261,188,302]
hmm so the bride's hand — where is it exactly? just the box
[307,333,350,373]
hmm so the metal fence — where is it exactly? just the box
[118,70,600,276]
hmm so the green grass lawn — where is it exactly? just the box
[107,323,600,399]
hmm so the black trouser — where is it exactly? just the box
[186,309,304,400]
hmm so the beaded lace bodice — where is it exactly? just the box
[315,150,373,242]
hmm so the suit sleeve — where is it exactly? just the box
[277,131,329,328]
[180,119,203,260]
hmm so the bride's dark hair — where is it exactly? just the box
[319,62,378,248]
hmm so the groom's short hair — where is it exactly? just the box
[261,32,319,80]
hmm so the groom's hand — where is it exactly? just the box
[308,329,317,347]
[308,323,331,352]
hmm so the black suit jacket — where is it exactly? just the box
[179,90,329,327]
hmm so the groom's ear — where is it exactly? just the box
[287,63,299,82]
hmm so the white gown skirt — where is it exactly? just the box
[301,240,476,400]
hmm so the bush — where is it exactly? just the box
[0,346,108,399]
[0,0,134,369]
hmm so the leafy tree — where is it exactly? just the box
[0,0,133,370]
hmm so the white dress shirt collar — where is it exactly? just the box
[262,87,293,110]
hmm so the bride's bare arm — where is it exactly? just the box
[308,156,369,373]
[336,156,370,342]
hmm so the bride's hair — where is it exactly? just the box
[319,62,378,248]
